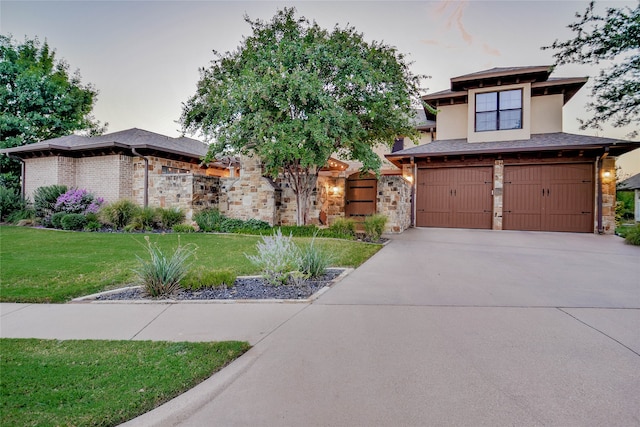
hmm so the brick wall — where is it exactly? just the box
[24,157,60,200]
[76,155,132,203]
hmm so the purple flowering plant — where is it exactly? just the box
[55,188,104,215]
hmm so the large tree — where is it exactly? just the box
[0,35,105,190]
[543,1,639,138]
[181,8,424,225]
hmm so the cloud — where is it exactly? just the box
[428,0,500,55]
[482,43,501,57]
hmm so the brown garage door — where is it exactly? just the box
[503,163,593,232]
[345,173,377,218]
[416,167,493,229]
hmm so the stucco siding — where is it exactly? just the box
[531,94,563,134]
[436,104,468,140]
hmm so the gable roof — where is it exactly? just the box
[386,133,640,165]
[619,173,640,190]
[1,128,209,162]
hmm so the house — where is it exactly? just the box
[387,65,640,234]
[1,127,409,230]
[1,128,235,218]
[619,173,640,222]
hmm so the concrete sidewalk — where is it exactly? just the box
[0,302,307,345]
[2,228,639,426]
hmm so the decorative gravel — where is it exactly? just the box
[95,269,344,301]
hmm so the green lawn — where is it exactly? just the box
[0,338,249,427]
[0,226,381,302]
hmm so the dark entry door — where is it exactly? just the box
[345,173,377,218]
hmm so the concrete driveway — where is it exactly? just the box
[127,228,640,426]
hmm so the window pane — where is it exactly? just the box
[476,92,497,112]
[476,111,497,131]
[499,90,522,110]
[499,109,522,130]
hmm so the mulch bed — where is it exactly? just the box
[94,269,344,301]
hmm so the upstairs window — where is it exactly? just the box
[475,89,522,132]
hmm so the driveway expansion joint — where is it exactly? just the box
[556,307,640,358]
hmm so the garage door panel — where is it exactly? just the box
[416,167,492,229]
[504,164,593,233]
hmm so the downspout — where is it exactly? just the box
[596,148,609,234]
[7,154,25,199]
[411,156,416,228]
[131,148,149,208]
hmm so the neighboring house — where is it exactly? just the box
[387,65,640,234]
[619,173,640,222]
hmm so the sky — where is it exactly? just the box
[1,0,638,176]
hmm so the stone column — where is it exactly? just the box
[492,160,504,230]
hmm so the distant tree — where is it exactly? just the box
[181,8,424,225]
[0,35,106,190]
[543,1,639,138]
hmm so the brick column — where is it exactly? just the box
[492,160,504,230]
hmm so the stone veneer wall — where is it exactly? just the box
[377,175,412,233]
[148,174,222,220]
[221,156,279,225]
[132,156,205,207]
[318,176,346,225]
[600,157,616,234]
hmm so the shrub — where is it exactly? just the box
[240,218,271,231]
[624,224,640,246]
[0,185,24,222]
[218,218,247,233]
[60,213,88,231]
[299,237,333,279]
[55,188,104,215]
[157,207,185,230]
[182,267,237,290]
[84,220,103,232]
[133,236,197,298]
[130,206,158,231]
[33,185,67,225]
[329,218,356,237]
[172,223,196,233]
[363,214,388,242]
[6,207,35,224]
[100,200,140,229]
[193,208,224,232]
[50,212,67,229]
[246,228,302,286]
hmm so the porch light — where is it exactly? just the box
[603,170,611,178]
[331,186,340,195]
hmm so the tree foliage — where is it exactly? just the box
[543,1,640,138]
[0,35,105,189]
[181,8,424,224]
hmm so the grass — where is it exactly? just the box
[0,338,249,427]
[0,226,382,302]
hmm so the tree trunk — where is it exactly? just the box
[285,165,319,226]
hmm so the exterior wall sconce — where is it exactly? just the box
[603,170,611,178]
[329,186,340,195]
